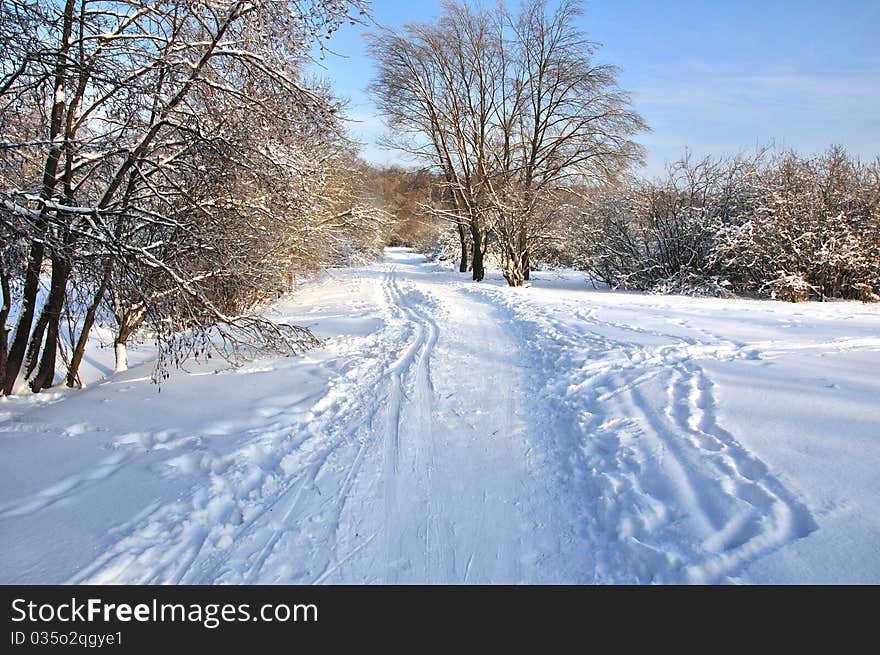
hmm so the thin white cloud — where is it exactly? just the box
[629,68,880,176]
[636,70,880,124]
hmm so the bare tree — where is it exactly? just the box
[367,0,645,284]
[367,0,499,280]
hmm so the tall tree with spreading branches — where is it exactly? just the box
[367,0,645,284]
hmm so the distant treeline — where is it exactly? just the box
[384,146,880,303]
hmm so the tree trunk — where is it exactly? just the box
[114,340,128,373]
[24,305,51,381]
[30,255,71,392]
[0,264,10,385]
[503,269,523,287]
[522,249,530,281]
[4,243,46,395]
[2,0,75,396]
[113,305,145,374]
[114,322,137,373]
[457,221,468,273]
[66,260,113,387]
[502,252,525,287]
[470,222,485,282]
[67,161,139,387]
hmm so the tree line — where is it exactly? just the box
[369,0,878,302]
[2,0,876,398]
[1,0,390,395]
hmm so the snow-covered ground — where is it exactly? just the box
[2,248,879,584]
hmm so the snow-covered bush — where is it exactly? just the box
[421,226,462,265]
[576,147,879,302]
[761,273,813,303]
[577,155,753,290]
[712,147,880,301]
[649,271,736,298]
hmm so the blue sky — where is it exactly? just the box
[309,0,880,178]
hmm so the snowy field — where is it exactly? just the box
[1,248,879,584]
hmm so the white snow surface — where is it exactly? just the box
[1,248,879,584]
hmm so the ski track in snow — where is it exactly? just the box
[468,286,830,583]
[3,249,879,584]
[63,267,432,584]
[27,254,562,584]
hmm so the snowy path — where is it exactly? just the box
[2,249,879,583]
[0,250,591,583]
